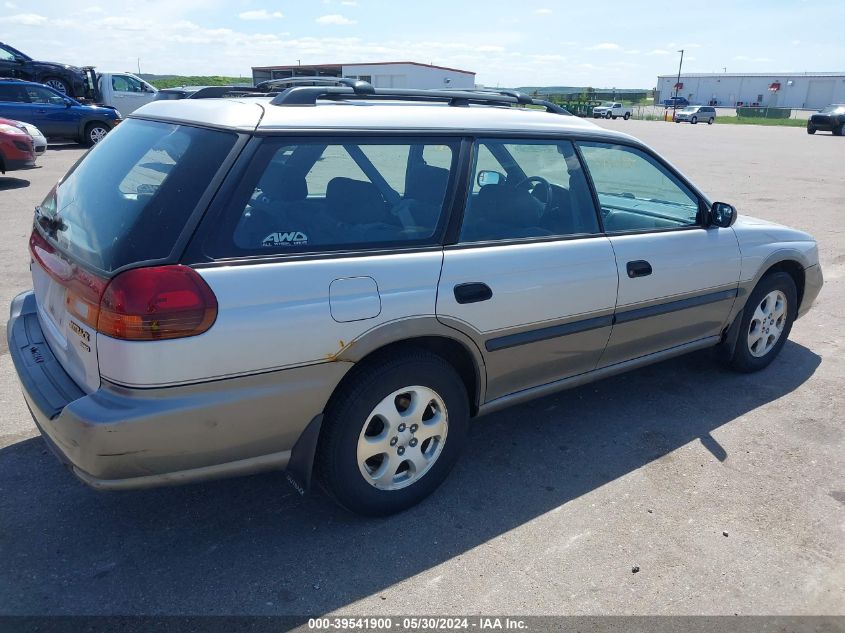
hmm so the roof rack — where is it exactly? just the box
[186,85,271,99]
[256,76,375,93]
[269,80,569,114]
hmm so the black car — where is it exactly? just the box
[807,104,845,136]
[0,42,86,97]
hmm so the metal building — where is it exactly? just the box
[656,72,845,109]
[252,61,476,90]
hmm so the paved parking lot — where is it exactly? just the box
[0,121,843,617]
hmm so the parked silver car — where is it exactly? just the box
[12,120,47,156]
[8,82,822,516]
[674,105,717,124]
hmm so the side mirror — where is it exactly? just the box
[14,55,25,63]
[477,170,504,187]
[709,201,737,228]
[63,98,73,108]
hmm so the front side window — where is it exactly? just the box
[459,139,600,242]
[578,142,700,232]
[112,74,143,92]
[0,48,16,62]
[208,138,458,256]
[24,85,66,106]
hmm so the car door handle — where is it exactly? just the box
[454,282,493,304]
[626,260,653,278]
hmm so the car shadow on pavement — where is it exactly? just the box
[0,341,820,616]
[0,177,30,191]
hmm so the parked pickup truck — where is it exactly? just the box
[82,69,158,116]
[592,102,632,120]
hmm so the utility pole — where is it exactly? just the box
[137,58,141,75]
[673,49,684,121]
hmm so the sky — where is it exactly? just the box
[1,0,843,88]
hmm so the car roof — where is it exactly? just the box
[132,97,641,143]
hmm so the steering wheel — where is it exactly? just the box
[513,175,554,214]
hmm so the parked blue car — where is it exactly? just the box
[0,79,121,146]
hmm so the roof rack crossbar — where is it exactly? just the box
[187,85,270,99]
[270,83,570,114]
[256,76,375,94]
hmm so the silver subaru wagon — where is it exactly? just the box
[8,81,823,516]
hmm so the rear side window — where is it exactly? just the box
[0,84,28,102]
[41,119,237,272]
[206,137,458,257]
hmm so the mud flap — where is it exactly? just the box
[716,311,743,364]
[285,413,323,495]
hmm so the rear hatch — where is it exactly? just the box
[30,118,239,393]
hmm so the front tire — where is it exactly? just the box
[807,125,816,134]
[729,272,797,373]
[84,122,109,147]
[606,111,612,119]
[317,349,470,516]
[691,116,698,124]
[43,76,70,95]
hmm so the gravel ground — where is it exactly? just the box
[0,121,842,617]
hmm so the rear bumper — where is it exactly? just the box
[8,291,350,490]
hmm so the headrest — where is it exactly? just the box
[326,177,387,224]
[406,165,450,205]
[257,168,308,202]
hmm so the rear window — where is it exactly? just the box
[204,137,459,257]
[39,119,237,272]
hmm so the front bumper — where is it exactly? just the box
[8,291,349,490]
[798,264,823,319]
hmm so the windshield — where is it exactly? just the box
[821,105,845,114]
[39,119,237,273]
[680,107,696,112]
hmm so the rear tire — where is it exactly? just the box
[834,124,844,137]
[729,272,797,373]
[317,349,470,516]
[708,117,715,125]
[623,112,630,120]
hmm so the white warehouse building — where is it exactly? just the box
[656,72,845,109]
[252,61,476,90]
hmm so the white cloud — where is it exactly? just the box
[82,6,104,13]
[534,8,552,14]
[316,13,356,24]
[3,1,18,8]
[791,39,800,45]
[238,9,284,20]
[341,0,358,5]
[646,49,670,55]
[587,42,620,51]
[0,13,47,25]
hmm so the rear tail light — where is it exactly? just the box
[98,266,217,340]
[30,229,217,340]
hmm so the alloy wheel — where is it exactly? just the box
[747,290,787,357]
[356,385,448,490]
